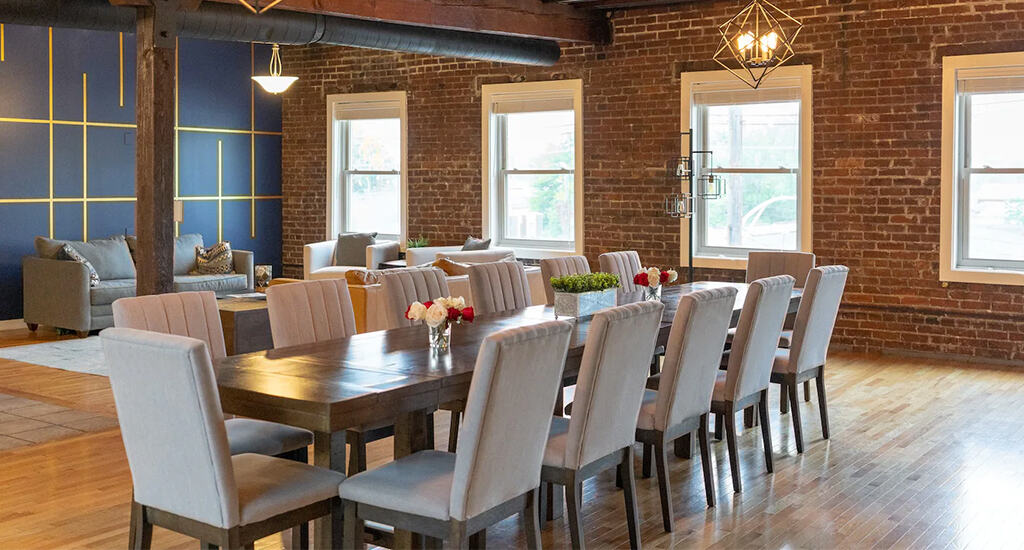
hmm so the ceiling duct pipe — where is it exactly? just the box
[0,0,561,66]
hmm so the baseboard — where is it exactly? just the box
[0,318,27,331]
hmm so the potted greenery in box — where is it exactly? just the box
[551,272,620,319]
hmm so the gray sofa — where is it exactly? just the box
[23,233,254,334]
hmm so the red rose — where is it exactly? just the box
[447,307,460,320]
[404,304,414,320]
[423,301,433,309]
[635,272,648,286]
[461,307,474,323]
[659,271,670,284]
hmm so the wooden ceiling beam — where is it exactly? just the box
[203,0,610,43]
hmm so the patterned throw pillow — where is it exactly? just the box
[191,241,234,275]
[58,243,100,287]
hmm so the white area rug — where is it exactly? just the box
[0,337,107,376]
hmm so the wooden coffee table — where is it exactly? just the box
[217,297,273,355]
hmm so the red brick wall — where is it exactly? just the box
[281,0,1024,364]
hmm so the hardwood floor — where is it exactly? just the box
[1,329,1023,549]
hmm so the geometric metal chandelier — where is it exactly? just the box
[714,0,803,89]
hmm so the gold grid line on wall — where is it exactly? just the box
[0,28,282,244]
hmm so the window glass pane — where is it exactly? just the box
[503,173,574,242]
[705,101,799,168]
[704,173,797,250]
[968,93,1024,169]
[965,173,1024,261]
[346,174,400,235]
[347,118,400,171]
[505,111,574,170]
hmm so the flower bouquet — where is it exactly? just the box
[633,267,678,301]
[406,296,474,351]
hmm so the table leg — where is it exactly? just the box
[394,410,430,549]
[673,432,696,459]
[313,431,346,550]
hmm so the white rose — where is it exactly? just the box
[451,296,466,309]
[647,267,662,288]
[425,302,448,328]
[407,301,426,320]
[667,269,678,283]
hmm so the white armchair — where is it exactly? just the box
[303,239,400,280]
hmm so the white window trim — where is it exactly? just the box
[325,91,408,247]
[679,65,814,270]
[481,79,584,258]
[941,51,1024,286]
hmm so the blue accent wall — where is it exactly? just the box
[0,24,283,320]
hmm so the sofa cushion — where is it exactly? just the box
[461,236,491,251]
[309,266,364,280]
[37,236,136,280]
[334,232,376,267]
[173,233,204,276]
[172,274,248,293]
[90,279,137,306]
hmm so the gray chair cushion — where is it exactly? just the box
[173,274,248,293]
[226,418,313,458]
[234,452,346,526]
[90,279,137,306]
[335,232,376,267]
[37,236,136,280]
[340,450,455,521]
[174,233,205,276]
[461,236,491,251]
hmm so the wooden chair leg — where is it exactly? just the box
[653,441,673,532]
[537,482,548,529]
[742,406,756,428]
[779,382,789,414]
[724,410,741,493]
[641,443,652,478]
[346,431,366,475]
[697,414,715,508]
[619,447,641,550]
[342,500,362,550]
[787,379,804,453]
[447,410,460,453]
[129,501,152,550]
[523,488,542,550]
[816,370,830,439]
[714,413,724,441]
[649,353,660,376]
[804,380,812,402]
[425,411,436,450]
[673,433,694,459]
[758,391,774,473]
[566,477,585,549]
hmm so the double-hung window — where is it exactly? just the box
[482,80,583,255]
[681,66,813,266]
[945,60,1024,279]
[327,92,407,243]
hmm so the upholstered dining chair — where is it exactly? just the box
[539,301,663,549]
[266,279,392,475]
[711,275,794,493]
[770,266,848,453]
[101,328,344,550]
[598,251,643,295]
[466,260,532,315]
[744,250,816,408]
[112,291,313,461]
[539,255,591,305]
[635,286,737,530]
[379,267,450,329]
[339,320,573,550]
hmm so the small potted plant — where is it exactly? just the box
[551,272,620,319]
[405,296,474,351]
[633,267,678,301]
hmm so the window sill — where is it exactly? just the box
[940,265,1024,286]
[690,256,747,270]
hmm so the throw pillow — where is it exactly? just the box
[334,232,377,267]
[191,241,234,275]
[58,244,100,287]
[345,269,385,286]
[461,236,491,251]
[432,257,471,277]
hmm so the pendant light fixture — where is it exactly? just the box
[252,44,297,94]
[714,0,803,89]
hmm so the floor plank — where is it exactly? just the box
[1,332,1023,549]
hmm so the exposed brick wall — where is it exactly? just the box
[281,0,1024,364]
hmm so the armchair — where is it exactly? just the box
[303,239,400,280]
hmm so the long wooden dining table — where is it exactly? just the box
[214,281,801,548]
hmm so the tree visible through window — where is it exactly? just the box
[342,118,401,238]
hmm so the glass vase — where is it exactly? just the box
[429,322,452,351]
[643,284,662,302]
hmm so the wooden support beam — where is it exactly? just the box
[134,0,177,296]
[205,0,610,43]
